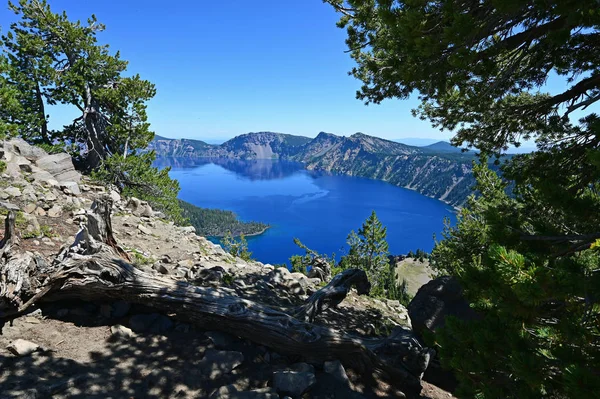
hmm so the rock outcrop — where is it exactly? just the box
[408,276,479,392]
[408,276,477,337]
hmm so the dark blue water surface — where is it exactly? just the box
[155,158,457,265]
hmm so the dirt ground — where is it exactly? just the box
[0,304,456,399]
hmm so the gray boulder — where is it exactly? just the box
[60,181,81,195]
[0,201,19,211]
[408,276,477,336]
[272,371,316,397]
[6,339,40,356]
[323,360,349,384]
[47,205,62,218]
[4,186,22,198]
[35,152,80,183]
[137,224,152,235]
[110,324,136,339]
[9,138,48,161]
[408,276,477,391]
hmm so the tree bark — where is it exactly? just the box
[0,198,431,397]
[0,211,18,256]
[34,79,51,145]
[294,268,370,323]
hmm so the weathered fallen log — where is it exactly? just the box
[0,197,432,397]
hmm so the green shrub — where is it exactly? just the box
[221,232,252,261]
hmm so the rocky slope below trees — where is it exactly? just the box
[148,132,475,206]
[0,139,454,399]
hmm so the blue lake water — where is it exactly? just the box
[155,158,457,266]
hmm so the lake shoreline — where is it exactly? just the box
[210,225,271,239]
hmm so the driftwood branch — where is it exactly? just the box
[294,268,370,323]
[0,198,431,397]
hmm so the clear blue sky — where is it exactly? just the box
[0,1,594,143]
[1,0,452,141]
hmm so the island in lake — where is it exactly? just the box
[178,199,269,238]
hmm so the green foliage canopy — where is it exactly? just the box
[221,232,253,262]
[340,211,397,297]
[1,0,182,220]
[325,1,600,397]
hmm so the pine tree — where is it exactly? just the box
[342,211,391,295]
[325,1,600,396]
[221,232,252,262]
[1,0,182,220]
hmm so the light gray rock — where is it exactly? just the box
[108,189,121,203]
[34,207,46,216]
[272,371,316,397]
[180,225,196,234]
[199,349,244,379]
[285,363,315,374]
[4,186,22,198]
[31,169,56,183]
[137,224,152,235]
[0,201,19,211]
[153,263,170,274]
[139,204,154,218]
[35,152,80,183]
[22,213,40,232]
[41,237,55,246]
[6,339,40,356]
[127,197,153,216]
[9,138,48,160]
[60,181,81,195]
[43,191,58,202]
[43,178,60,188]
[323,360,349,384]
[110,324,136,338]
[47,205,62,218]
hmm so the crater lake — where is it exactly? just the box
[155,158,457,266]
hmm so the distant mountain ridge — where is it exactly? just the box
[148,131,476,206]
[422,141,469,153]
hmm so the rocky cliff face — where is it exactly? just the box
[149,131,475,206]
[148,132,312,160]
[209,132,312,159]
[149,135,213,157]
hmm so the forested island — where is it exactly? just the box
[179,200,269,237]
